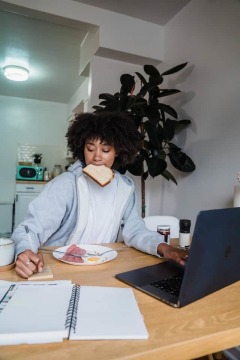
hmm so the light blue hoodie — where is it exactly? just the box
[12,161,162,258]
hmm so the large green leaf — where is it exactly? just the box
[174,119,191,132]
[161,169,178,185]
[139,77,163,96]
[158,103,178,119]
[135,72,147,85]
[134,96,148,106]
[168,142,182,151]
[99,100,111,106]
[99,93,117,101]
[143,64,161,77]
[127,155,143,176]
[161,62,188,76]
[168,150,196,172]
[96,93,120,111]
[146,158,167,177]
[92,105,105,111]
[164,119,190,139]
[120,74,135,93]
[165,119,179,129]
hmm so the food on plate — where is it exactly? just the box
[83,164,114,187]
[60,244,86,263]
[87,256,101,262]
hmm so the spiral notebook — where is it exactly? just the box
[0,282,148,345]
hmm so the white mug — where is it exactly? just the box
[0,238,15,266]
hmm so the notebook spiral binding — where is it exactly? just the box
[65,284,80,337]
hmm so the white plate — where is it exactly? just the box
[53,245,117,266]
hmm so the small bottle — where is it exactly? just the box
[179,219,191,248]
[157,225,171,245]
[44,168,50,181]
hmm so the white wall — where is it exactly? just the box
[68,76,89,115]
[0,96,69,203]
[4,0,163,64]
[152,0,240,229]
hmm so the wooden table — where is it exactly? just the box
[0,243,240,360]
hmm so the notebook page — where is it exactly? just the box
[0,280,72,286]
[0,284,73,345]
[0,285,10,301]
[69,286,148,340]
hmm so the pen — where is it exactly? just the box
[24,225,35,253]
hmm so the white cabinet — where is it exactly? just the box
[0,202,13,233]
[14,183,45,229]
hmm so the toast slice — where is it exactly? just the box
[83,164,114,187]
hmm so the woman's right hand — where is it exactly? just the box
[157,243,188,266]
[15,250,44,279]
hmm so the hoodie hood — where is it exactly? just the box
[67,160,84,177]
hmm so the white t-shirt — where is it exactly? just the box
[79,176,117,244]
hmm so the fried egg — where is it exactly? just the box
[87,256,101,262]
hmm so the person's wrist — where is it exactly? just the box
[157,242,170,257]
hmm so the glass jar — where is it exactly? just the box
[157,225,171,245]
[52,165,63,178]
[44,169,51,181]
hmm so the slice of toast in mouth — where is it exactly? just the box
[83,164,114,187]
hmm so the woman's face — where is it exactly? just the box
[84,138,116,168]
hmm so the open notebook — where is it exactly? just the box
[0,281,148,345]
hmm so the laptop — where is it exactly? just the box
[116,208,240,307]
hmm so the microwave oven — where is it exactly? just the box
[16,165,45,181]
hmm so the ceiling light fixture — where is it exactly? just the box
[3,65,29,81]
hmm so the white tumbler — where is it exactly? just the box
[179,219,191,248]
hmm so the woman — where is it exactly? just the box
[12,112,187,278]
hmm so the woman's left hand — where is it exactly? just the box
[157,243,188,266]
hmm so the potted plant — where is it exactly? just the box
[33,153,42,165]
[92,62,195,217]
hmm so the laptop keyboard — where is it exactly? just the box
[150,274,183,297]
